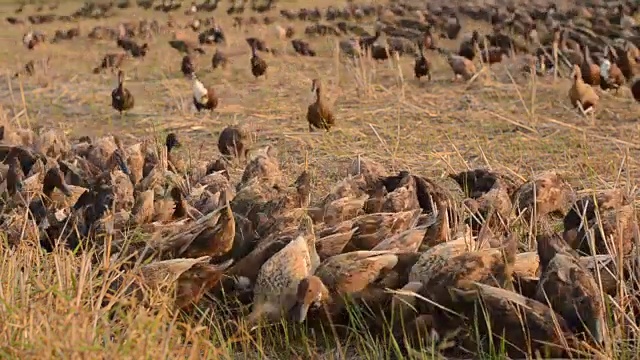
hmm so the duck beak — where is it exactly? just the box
[587,317,604,344]
[289,301,310,323]
[211,258,233,271]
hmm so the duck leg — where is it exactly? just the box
[575,101,587,117]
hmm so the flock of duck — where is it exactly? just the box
[4,0,640,357]
[11,0,640,121]
[2,120,637,357]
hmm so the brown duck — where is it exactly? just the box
[218,125,250,159]
[290,250,400,323]
[535,231,604,344]
[250,43,267,78]
[306,79,335,132]
[111,70,134,116]
[191,72,218,112]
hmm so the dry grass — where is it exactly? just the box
[1,0,640,358]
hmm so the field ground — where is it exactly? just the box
[0,0,639,358]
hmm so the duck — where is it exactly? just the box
[438,48,476,81]
[306,78,335,132]
[27,167,73,227]
[128,189,155,226]
[211,49,228,69]
[445,12,462,39]
[120,255,221,310]
[291,39,316,57]
[535,231,604,344]
[632,77,640,102]
[512,171,575,224]
[93,53,127,74]
[165,132,186,174]
[563,189,637,256]
[218,125,250,159]
[111,70,135,116]
[250,43,268,78]
[245,215,319,326]
[579,44,600,86]
[169,37,205,54]
[458,30,479,61]
[191,72,218,112]
[447,282,583,358]
[181,54,195,77]
[600,47,625,93]
[290,250,401,324]
[341,209,422,252]
[414,43,431,81]
[480,47,509,65]
[568,64,598,116]
[176,190,235,260]
[175,258,234,312]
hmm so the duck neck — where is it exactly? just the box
[315,87,322,103]
[42,182,57,200]
[306,236,320,273]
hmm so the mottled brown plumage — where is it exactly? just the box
[290,250,399,323]
[175,259,233,311]
[217,125,250,159]
[563,189,638,255]
[111,70,134,115]
[247,215,319,325]
[128,189,155,226]
[345,209,422,251]
[512,171,576,223]
[449,282,582,358]
[306,78,335,132]
[211,49,228,69]
[250,44,267,78]
[181,54,195,77]
[535,232,604,344]
[178,191,235,259]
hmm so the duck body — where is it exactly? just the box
[191,73,218,112]
[306,79,335,131]
[414,44,430,80]
[250,46,267,78]
[111,70,134,114]
[181,55,195,77]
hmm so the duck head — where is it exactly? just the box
[165,132,182,151]
[108,148,131,175]
[289,276,329,323]
[43,167,72,197]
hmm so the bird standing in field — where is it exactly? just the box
[111,70,134,116]
[181,53,195,77]
[306,78,335,132]
[192,72,218,112]
[414,43,431,81]
[568,64,598,116]
[250,43,267,79]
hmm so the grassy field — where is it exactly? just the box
[0,0,640,358]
